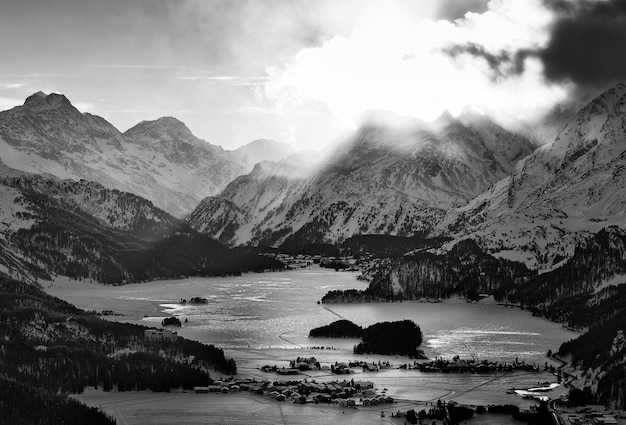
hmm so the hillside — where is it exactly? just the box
[0,274,235,423]
[362,239,532,301]
[0,170,283,284]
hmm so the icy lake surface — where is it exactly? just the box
[65,267,577,363]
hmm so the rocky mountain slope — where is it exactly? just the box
[437,83,626,269]
[189,114,535,247]
[0,92,291,217]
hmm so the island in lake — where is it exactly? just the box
[310,319,426,358]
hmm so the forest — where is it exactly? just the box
[309,319,424,357]
[340,233,449,258]
[309,319,364,338]
[365,239,532,300]
[0,275,237,423]
[354,320,424,357]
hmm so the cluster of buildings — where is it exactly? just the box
[144,329,178,342]
[194,377,394,407]
[265,253,360,271]
[411,358,545,374]
[559,405,623,425]
[261,358,393,376]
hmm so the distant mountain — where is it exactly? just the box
[438,83,626,269]
[0,169,282,283]
[189,114,535,248]
[221,138,296,173]
[0,92,263,217]
[187,152,315,246]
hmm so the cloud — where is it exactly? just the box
[264,0,570,130]
[0,82,29,89]
[539,0,626,86]
[441,43,529,78]
[178,75,268,87]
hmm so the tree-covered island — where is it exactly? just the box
[310,319,425,358]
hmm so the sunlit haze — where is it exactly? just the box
[0,0,617,151]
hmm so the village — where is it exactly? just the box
[265,253,362,271]
[193,375,392,408]
[257,355,556,376]
[190,355,563,411]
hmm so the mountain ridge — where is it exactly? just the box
[0,92,291,217]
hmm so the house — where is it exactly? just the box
[353,380,374,389]
[362,389,376,397]
[269,391,281,400]
[144,329,178,342]
[363,363,379,372]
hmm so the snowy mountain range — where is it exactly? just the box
[1,85,626,270]
[0,92,293,217]
[188,111,535,248]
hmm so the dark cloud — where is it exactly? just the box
[540,0,626,86]
[436,0,489,21]
[442,43,532,79]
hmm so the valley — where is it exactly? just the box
[1,83,626,423]
[46,267,573,424]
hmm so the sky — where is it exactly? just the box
[0,0,625,151]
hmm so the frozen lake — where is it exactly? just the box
[48,266,577,363]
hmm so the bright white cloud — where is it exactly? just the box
[264,0,571,130]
